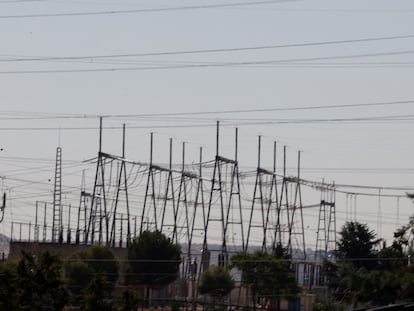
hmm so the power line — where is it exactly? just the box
[0,112,413,130]
[102,104,414,117]
[0,0,296,18]
[3,154,413,174]
[0,0,45,2]
[0,155,83,163]
[2,34,414,62]
[2,49,414,74]
[1,99,414,120]
[243,7,414,13]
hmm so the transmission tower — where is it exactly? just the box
[174,142,203,279]
[289,151,306,260]
[275,146,291,251]
[246,136,276,252]
[52,146,63,243]
[160,138,178,243]
[224,127,244,254]
[109,124,131,247]
[76,170,91,244]
[184,147,206,279]
[202,123,244,268]
[311,181,336,287]
[140,133,163,233]
[326,184,337,257]
[86,117,109,245]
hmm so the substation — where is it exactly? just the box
[5,118,409,308]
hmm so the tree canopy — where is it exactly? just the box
[127,230,181,303]
[64,245,119,304]
[325,220,414,308]
[336,221,380,270]
[1,251,69,311]
[230,248,300,311]
[198,266,235,301]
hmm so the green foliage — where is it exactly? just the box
[230,249,300,310]
[327,222,384,307]
[86,245,119,285]
[312,293,344,311]
[272,242,290,260]
[170,299,183,311]
[333,264,376,307]
[198,266,235,300]
[121,288,142,311]
[65,260,94,297]
[64,245,119,298]
[336,221,380,270]
[0,251,69,310]
[0,261,18,310]
[377,241,406,271]
[400,268,414,301]
[127,230,181,289]
[393,215,414,251]
[83,275,115,311]
[326,219,414,308]
[15,251,68,310]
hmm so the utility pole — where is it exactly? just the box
[0,193,5,224]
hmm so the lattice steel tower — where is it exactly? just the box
[52,146,63,243]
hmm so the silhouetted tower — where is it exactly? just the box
[246,136,276,252]
[268,141,280,251]
[313,181,336,286]
[86,117,108,245]
[109,124,131,247]
[315,181,336,259]
[173,142,204,279]
[184,146,206,279]
[52,146,63,243]
[224,127,244,254]
[289,151,306,259]
[140,133,162,233]
[160,138,178,243]
[76,171,90,244]
[275,146,291,251]
[326,183,336,255]
[203,123,244,268]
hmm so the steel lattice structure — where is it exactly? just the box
[15,119,341,289]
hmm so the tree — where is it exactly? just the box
[325,219,414,309]
[393,214,414,252]
[15,251,68,310]
[65,260,94,298]
[0,261,18,310]
[120,289,142,311]
[377,241,406,271]
[127,230,181,304]
[83,274,115,311]
[230,249,300,311]
[198,266,235,304]
[336,221,380,270]
[326,222,380,307]
[399,264,414,300]
[332,263,376,307]
[64,245,119,302]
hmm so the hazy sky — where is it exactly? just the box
[1,0,414,247]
